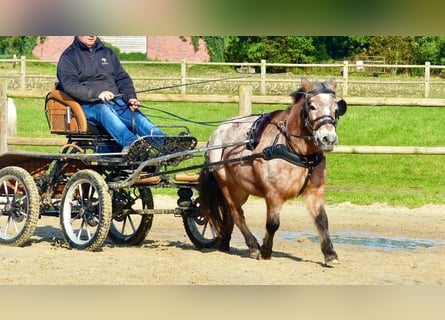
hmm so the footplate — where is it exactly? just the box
[125,135,197,163]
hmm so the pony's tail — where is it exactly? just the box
[198,168,229,239]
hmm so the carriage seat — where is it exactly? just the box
[45,84,120,153]
[45,87,89,135]
[45,83,112,136]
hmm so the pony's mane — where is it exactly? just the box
[290,80,336,104]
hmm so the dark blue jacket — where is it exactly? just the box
[57,36,136,103]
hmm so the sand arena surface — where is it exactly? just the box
[1,196,444,285]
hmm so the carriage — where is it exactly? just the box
[0,86,222,251]
[0,79,346,265]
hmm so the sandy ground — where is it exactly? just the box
[0,196,444,285]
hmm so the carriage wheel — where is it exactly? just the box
[182,197,220,249]
[60,169,112,251]
[0,166,40,247]
[108,187,154,245]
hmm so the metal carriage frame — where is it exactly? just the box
[0,88,227,251]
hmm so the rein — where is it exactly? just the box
[138,103,260,127]
[135,75,254,95]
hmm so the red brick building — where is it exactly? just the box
[32,36,210,62]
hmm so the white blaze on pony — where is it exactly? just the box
[199,78,347,265]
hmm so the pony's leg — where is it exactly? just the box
[218,186,261,258]
[305,196,338,264]
[234,210,262,259]
[260,199,282,259]
[226,200,261,258]
[218,213,234,252]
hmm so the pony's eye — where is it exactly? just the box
[309,104,316,111]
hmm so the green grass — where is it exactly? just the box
[325,154,445,207]
[10,97,445,208]
[325,105,445,207]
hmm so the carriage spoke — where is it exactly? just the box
[12,217,19,234]
[126,215,137,233]
[16,208,28,220]
[78,183,85,205]
[201,222,209,237]
[16,194,27,202]
[1,181,9,199]
[5,215,19,236]
[4,215,11,235]
[76,219,85,241]
[87,184,94,202]
[83,218,93,240]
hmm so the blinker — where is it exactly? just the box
[336,99,347,117]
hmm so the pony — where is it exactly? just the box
[198,78,347,265]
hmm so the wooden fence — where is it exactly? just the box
[1,82,445,155]
[3,57,445,98]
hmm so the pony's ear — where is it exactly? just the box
[328,78,337,90]
[301,78,312,91]
[336,99,347,117]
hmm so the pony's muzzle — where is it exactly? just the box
[316,131,338,151]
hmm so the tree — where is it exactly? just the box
[313,36,372,61]
[0,36,40,56]
[413,36,445,65]
[187,36,225,62]
[368,36,416,65]
[224,36,317,63]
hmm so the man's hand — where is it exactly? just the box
[128,98,140,111]
[98,90,115,101]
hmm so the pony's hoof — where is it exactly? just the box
[249,249,261,260]
[260,252,272,260]
[324,258,340,267]
[218,245,230,253]
[260,246,272,259]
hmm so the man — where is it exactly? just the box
[57,36,164,153]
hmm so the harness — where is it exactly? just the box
[243,113,325,196]
[243,85,339,196]
[262,125,325,196]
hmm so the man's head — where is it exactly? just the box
[77,36,97,50]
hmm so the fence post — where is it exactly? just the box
[20,55,26,90]
[181,59,187,94]
[424,61,430,98]
[0,81,8,154]
[239,85,252,115]
[260,59,266,95]
[342,60,349,96]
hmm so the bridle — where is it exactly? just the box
[302,88,339,130]
[287,87,341,145]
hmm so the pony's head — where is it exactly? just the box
[291,78,347,151]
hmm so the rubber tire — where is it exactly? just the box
[108,187,154,245]
[182,198,220,249]
[0,166,40,246]
[60,169,112,251]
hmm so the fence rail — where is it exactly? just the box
[2,57,445,98]
[1,83,444,155]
